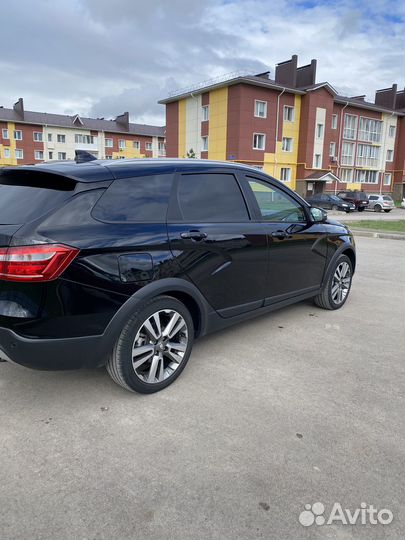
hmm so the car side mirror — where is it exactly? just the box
[309,206,327,223]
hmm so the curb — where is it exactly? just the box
[350,229,405,241]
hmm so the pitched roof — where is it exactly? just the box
[304,171,339,181]
[0,107,165,137]
[333,96,404,115]
[158,75,305,104]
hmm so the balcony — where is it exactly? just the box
[356,156,379,168]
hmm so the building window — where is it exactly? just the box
[201,136,208,151]
[254,100,267,118]
[34,150,44,160]
[57,134,66,143]
[283,106,294,122]
[58,152,67,160]
[343,114,357,139]
[48,133,52,142]
[281,137,292,152]
[358,117,382,143]
[280,168,291,182]
[329,142,336,157]
[3,148,10,158]
[105,138,113,147]
[14,130,23,140]
[133,141,140,149]
[386,149,394,162]
[313,154,322,168]
[118,139,126,150]
[355,169,378,184]
[48,151,53,160]
[356,144,380,167]
[75,134,95,144]
[202,105,209,121]
[340,168,354,183]
[341,141,355,165]
[331,114,338,129]
[33,132,43,142]
[388,125,396,138]
[2,128,9,139]
[158,141,165,151]
[316,123,324,139]
[105,155,113,159]
[15,149,24,159]
[383,173,392,186]
[145,142,153,151]
[253,133,266,150]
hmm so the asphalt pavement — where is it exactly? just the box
[0,236,404,540]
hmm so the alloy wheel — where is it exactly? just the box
[331,261,351,305]
[131,309,188,384]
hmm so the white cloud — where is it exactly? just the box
[0,0,403,125]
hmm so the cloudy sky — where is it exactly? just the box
[1,0,404,126]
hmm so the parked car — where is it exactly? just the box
[337,190,369,212]
[0,158,356,394]
[367,194,395,212]
[306,193,355,213]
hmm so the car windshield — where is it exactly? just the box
[330,196,341,202]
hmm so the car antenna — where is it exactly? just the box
[75,150,97,163]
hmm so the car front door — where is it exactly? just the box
[241,175,328,304]
[167,169,268,317]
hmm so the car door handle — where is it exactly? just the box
[271,230,290,240]
[180,230,208,241]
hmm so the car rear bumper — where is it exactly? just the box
[0,327,106,370]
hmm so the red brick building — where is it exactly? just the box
[160,55,405,199]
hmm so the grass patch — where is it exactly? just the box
[345,220,405,233]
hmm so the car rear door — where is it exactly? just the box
[240,174,328,304]
[167,168,268,317]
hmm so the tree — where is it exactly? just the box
[186,148,196,158]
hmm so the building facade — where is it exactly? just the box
[160,55,405,199]
[0,99,165,166]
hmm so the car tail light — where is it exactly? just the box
[0,244,79,282]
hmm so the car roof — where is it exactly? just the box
[1,158,269,183]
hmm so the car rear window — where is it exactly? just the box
[356,192,368,200]
[92,174,173,223]
[383,196,393,201]
[0,172,75,225]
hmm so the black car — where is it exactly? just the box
[306,194,355,213]
[0,159,356,393]
[337,190,369,212]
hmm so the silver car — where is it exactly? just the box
[367,194,395,213]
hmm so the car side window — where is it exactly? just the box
[92,174,173,223]
[177,173,249,222]
[246,177,306,223]
[369,196,377,201]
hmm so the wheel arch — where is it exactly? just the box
[100,278,211,359]
[342,247,356,273]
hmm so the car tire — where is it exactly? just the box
[374,205,382,212]
[345,209,350,213]
[314,254,353,310]
[106,295,194,393]
[332,205,338,211]
[358,207,365,212]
